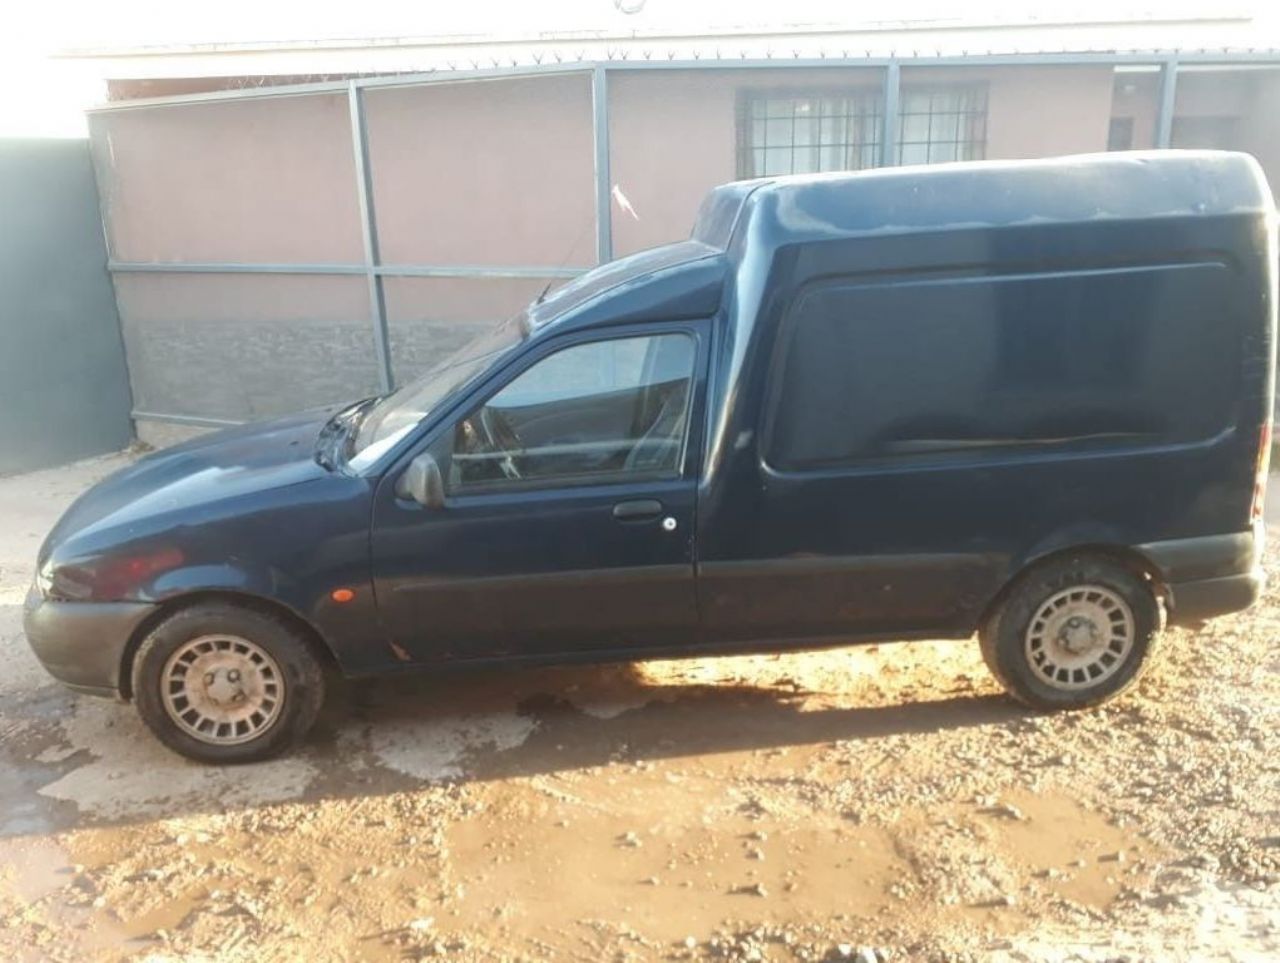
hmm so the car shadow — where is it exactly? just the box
[310,653,1024,786]
[7,647,1029,835]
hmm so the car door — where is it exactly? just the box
[370,321,709,663]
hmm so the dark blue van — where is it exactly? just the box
[26,151,1275,762]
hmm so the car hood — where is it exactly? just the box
[41,407,343,563]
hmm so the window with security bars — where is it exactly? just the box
[738,86,987,177]
[896,87,988,165]
[737,91,883,178]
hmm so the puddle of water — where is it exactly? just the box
[995,789,1155,910]
[0,769,1167,962]
[439,782,1163,950]
[0,836,75,902]
[0,835,141,962]
[445,806,900,945]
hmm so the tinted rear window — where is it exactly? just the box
[766,263,1240,470]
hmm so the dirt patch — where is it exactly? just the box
[0,455,1276,961]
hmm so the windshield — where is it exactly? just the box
[348,313,527,468]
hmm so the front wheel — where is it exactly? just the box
[131,602,325,763]
[979,555,1161,710]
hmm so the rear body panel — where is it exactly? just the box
[696,152,1275,640]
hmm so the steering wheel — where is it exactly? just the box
[479,407,524,480]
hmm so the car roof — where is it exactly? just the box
[726,151,1273,246]
[522,151,1272,341]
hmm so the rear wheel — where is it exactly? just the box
[979,556,1160,710]
[131,602,325,763]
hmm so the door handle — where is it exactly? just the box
[612,498,663,521]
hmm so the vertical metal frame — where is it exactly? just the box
[1155,58,1179,149]
[347,81,395,393]
[880,61,901,167]
[592,65,614,265]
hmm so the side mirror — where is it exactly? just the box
[395,452,446,509]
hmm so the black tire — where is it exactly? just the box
[979,555,1161,711]
[131,602,325,763]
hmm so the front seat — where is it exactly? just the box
[624,383,689,473]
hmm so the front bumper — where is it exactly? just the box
[23,585,155,699]
[1140,526,1266,626]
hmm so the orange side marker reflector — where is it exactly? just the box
[331,588,356,603]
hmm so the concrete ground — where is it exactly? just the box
[0,452,1276,962]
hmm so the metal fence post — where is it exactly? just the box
[1155,58,1179,149]
[592,65,614,265]
[348,81,395,393]
[880,61,901,168]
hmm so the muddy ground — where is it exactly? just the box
[0,453,1276,962]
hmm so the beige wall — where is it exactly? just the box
[1109,71,1161,151]
[608,68,883,257]
[384,276,553,382]
[1108,67,1280,199]
[973,66,1113,159]
[897,65,1114,160]
[1175,70,1280,198]
[1174,70,1256,118]
[1236,72,1280,195]
[91,94,364,263]
[608,65,1115,257]
[608,70,733,258]
[91,64,1280,272]
[364,74,596,268]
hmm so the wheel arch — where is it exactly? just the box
[117,589,340,701]
[977,543,1169,631]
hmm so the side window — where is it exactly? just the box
[767,264,1238,471]
[448,333,696,491]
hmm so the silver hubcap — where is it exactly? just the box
[1024,585,1135,691]
[161,635,284,745]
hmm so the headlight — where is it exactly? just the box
[45,547,184,602]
